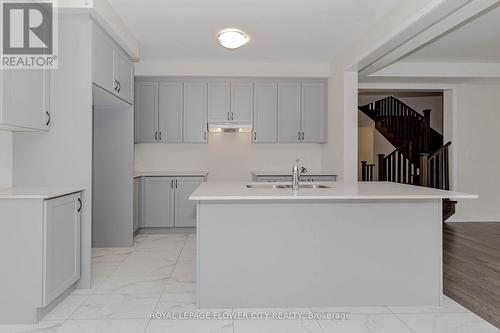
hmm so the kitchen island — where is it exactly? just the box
[190,181,476,308]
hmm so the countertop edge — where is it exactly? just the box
[0,188,84,200]
[190,194,478,201]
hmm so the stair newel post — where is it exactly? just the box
[423,109,431,153]
[378,154,386,181]
[361,161,367,181]
[419,153,429,187]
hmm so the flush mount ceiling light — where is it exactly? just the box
[217,29,249,49]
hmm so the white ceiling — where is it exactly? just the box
[107,0,401,62]
[403,5,500,63]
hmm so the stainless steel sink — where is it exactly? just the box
[246,184,332,189]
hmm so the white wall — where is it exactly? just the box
[0,132,12,187]
[135,133,324,181]
[452,83,500,222]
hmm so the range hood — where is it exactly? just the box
[208,122,253,133]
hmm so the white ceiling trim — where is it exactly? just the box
[134,61,331,78]
[370,62,500,78]
[56,0,140,59]
[358,0,500,77]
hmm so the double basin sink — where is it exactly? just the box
[246,184,332,190]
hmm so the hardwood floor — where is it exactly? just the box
[444,222,500,328]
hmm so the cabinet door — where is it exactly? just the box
[174,177,204,227]
[158,82,183,143]
[253,83,277,143]
[144,177,174,227]
[183,82,207,143]
[92,24,114,93]
[208,81,230,122]
[278,82,301,143]
[133,178,140,231]
[135,81,158,143]
[114,49,134,104]
[301,82,326,143]
[231,82,253,123]
[1,69,50,130]
[43,193,81,306]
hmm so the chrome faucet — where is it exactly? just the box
[292,159,308,190]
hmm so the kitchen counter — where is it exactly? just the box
[134,170,208,178]
[0,187,84,199]
[193,181,477,308]
[190,181,477,201]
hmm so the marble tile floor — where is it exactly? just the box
[0,233,498,333]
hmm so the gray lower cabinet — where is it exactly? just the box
[133,178,140,232]
[0,191,81,323]
[139,176,205,229]
[174,177,204,227]
[143,177,175,228]
[253,82,277,143]
[1,68,51,131]
[43,193,81,306]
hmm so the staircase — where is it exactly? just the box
[359,96,456,221]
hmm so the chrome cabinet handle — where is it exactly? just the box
[77,198,82,212]
[46,111,50,126]
[227,112,230,120]
[203,131,207,140]
[298,131,301,140]
[175,179,178,188]
[117,81,121,93]
[231,112,234,121]
[159,131,162,141]
[171,180,174,188]
[254,132,257,141]
[155,131,158,141]
[114,80,118,91]
[302,131,305,140]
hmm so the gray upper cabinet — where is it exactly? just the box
[114,49,134,104]
[301,82,327,143]
[183,82,208,143]
[133,77,327,144]
[278,82,301,143]
[158,81,183,143]
[143,177,174,228]
[92,24,114,93]
[231,82,253,123]
[208,81,230,122]
[135,81,158,143]
[174,177,204,227]
[92,23,133,105]
[1,68,51,131]
[253,82,277,143]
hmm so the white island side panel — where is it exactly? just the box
[197,199,442,308]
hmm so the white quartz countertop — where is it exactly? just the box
[134,171,209,178]
[0,187,84,199]
[252,171,337,176]
[190,181,478,201]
